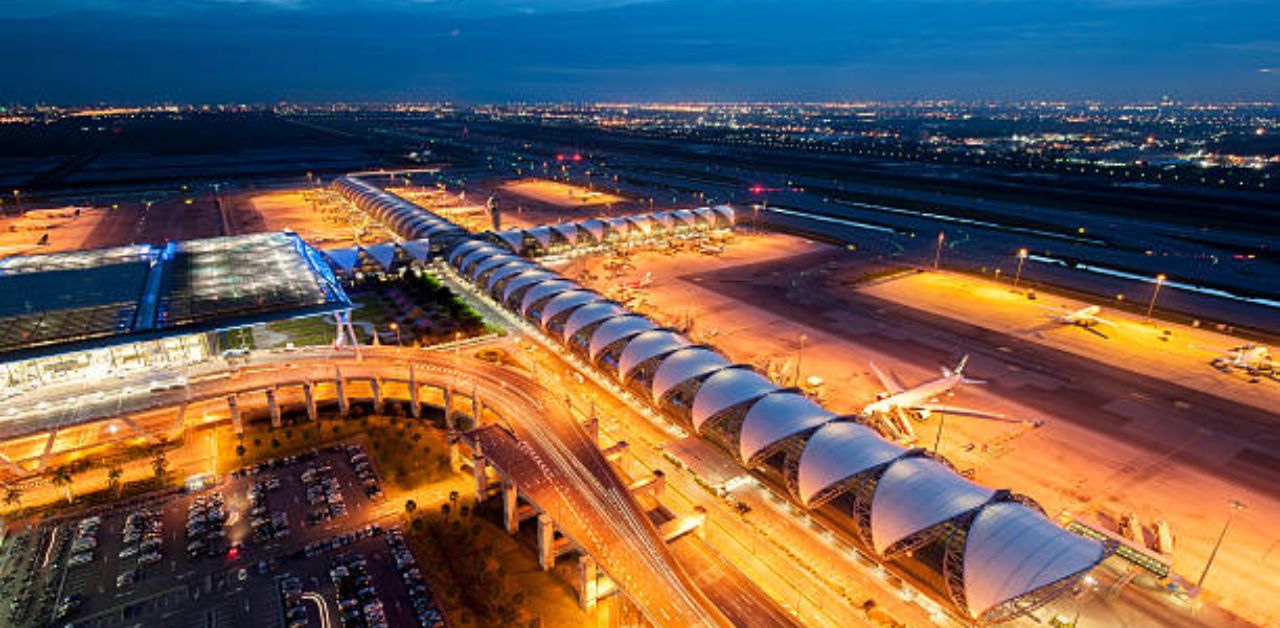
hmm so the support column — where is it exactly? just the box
[408,366,421,419]
[443,385,455,430]
[537,513,555,571]
[578,555,598,610]
[303,383,317,422]
[371,377,384,414]
[267,387,281,429]
[228,394,243,435]
[502,480,519,535]
[335,367,349,417]
[473,450,488,502]
[584,416,599,444]
[471,384,482,424]
[652,469,666,499]
[447,431,464,473]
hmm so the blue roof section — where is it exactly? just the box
[0,232,351,363]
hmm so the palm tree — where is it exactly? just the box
[3,487,22,509]
[106,466,123,496]
[51,467,74,504]
[151,449,168,483]
[405,499,417,516]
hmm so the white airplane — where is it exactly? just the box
[1207,344,1274,374]
[1046,305,1117,338]
[860,356,1030,443]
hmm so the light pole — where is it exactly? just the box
[11,189,20,213]
[1197,499,1245,589]
[795,333,808,386]
[1012,248,1029,292]
[932,231,945,270]
[389,322,401,346]
[1146,274,1167,322]
[932,412,947,455]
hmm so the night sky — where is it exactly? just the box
[1,0,1277,104]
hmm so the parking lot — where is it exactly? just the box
[17,440,445,628]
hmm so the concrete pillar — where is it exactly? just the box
[303,383,318,422]
[371,378,384,414]
[267,387,281,429]
[585,416,599,444]
[502,480,519,535]
[335,367,349,417]
[408,366,421,419]
[444,385,455,430]
[471,385,482,424]
[447,431,464,473]
[537,513,555,571]
[227,394,243,434]
[652,470,666,499]
[578,554,598,610]
[473,453,488,502]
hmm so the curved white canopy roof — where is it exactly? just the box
[562,302,627,342]
[470,254,523,282]
[627,215,656,234]
[588,316,657,361]
[651,347,731,403]
[870,457,996,555]
[447,239,491,266]
[796,421,908,506]
[603,217,632,237]
[650,212,675,229]
[520,280,580,316]
[539,290,601,328]
[551,223,580,246]
[617,330,691,380]
[526,226,553,248]
[484,261,535,293]
[672,209,698,226]
[501,271,557,304]
[578,219,605,242]
[962,502,1106,620]
[690,367,779,431]
[738,392,837,463]
[494,229,526,252]
[712,205,735,226]
[457,246,503,274]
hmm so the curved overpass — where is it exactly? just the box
[88,345,729,627]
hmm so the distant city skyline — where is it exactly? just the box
[0,0,1276,105]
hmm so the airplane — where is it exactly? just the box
[860,356,1038,443]
[1046,305,1117,338]
[1205,344,1274,374]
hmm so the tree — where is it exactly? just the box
[405,499,417,515]
[106,466,123,497]
[441,503,452,521]
[3,487,22,509]
[151,449,168,483]
[51,467,74,504]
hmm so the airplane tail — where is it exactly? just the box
[942,354,969,377]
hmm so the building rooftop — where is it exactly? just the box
[0,232,350,362]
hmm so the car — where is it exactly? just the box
[237,568,248,582]
[286,607,308,621]
[117,570,137,588]
[119,545,140,559]
[138,552,162,566]
[67,552,94,567]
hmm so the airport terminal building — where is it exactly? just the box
[0,232,350,398]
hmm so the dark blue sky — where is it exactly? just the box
[1,0,1276,104]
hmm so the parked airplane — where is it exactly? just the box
[860,356,1033,443]
[1046,305,1117,338]
[1206,344,1274,374]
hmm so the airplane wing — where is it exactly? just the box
[868,362,905,394]
[1082,325,1110,340]
[1092,316,1118,327]
[912,403,1034,424]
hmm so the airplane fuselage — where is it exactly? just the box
[862,374,961,415]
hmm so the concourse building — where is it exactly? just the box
[0,232,351,401]
[342,174,1113,625]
